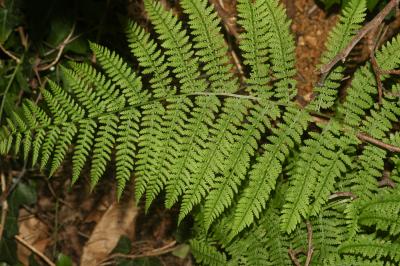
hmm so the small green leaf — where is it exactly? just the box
[112,236,132,255]
[172,244,190,259]
[56,254,73,266]
[0,238,18,264]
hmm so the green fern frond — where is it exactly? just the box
[181,0,238,93]
[165,95,220,208]
[237,0,271,98]
[312,0,366,110]
[89,42,148,105]
[339,236,400,263]
[232,107,310,236]
[126,21,174,98]
[358,190,400,236]
[281,121,352,232]
[163,0,240,209]
[49,124,77,177]
[126,21,173,201]
[2,1,400,262]
[339,34,400,126]
[309,209,348,265]
[134,102,165,201]
[69,62,126,112]
[203,102,280,229]
[144,96,191,209]
[179,98,251,223]
[326,255,390,266]
[72,119,97,184]
[89,114,118,189]
[144,0,207,93]
[263,0,296,101]
[115,109,140,199]
[349,99,400,200]
[190,239,227,266]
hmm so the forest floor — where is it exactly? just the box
[3,0,399,265]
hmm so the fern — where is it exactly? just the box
[2,0,400,264]
[190,239,227,266]
[312,0,366,110]
[233,107,310,236]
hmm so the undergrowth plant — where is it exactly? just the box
[1,0,400,264]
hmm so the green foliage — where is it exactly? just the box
[1,0,400,264]
[320,0,385,11]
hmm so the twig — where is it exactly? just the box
[329,191,357,200]
[370,54,384,104]
[305,221,314,266]
[102,241,177,265]
[15,235,56,266]
[310,115,400,153]
[288,249,301,266]
[381,69,400,75]
[319,0,399,85]
[0,42,21,63]
[368,25,387,104]
[36,23,76,71]
[0,173,8,240]
[378,170,396,188]
[357,132,400,153]
[209,0,239,39]
[0,160,27,204]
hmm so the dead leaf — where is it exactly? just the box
[81,196,138,265]
[17,209,50,266]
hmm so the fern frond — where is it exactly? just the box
[72,119,97,184]
[237,0,271,98]
[263,0,296,101]
[126,21,174,98]
[139,0,215,207]
[310,209,348,265]
[281,121,352,232]
[40,126,61,170]
[89,114,118,189]
[61,66,105,117]
[134,102,165,201]
[47,80,85,121]
[203,102,280,229]
[181,0,238,93]
[165,95,220,208]
[69,62,126,112]
[190,239,227,266]
[163,0,241,208]
[232,107,310,236]
[350,99,400,200]
[179,98,251,223]
[115,109,140,198]
[126,21,174,201]
[144,96,191,209]
[326,255,389,266]
[225,222,288,266]
[49,124,77,177]
[339,236,400,263]
[312,0,366,110]
[358,190,400,236]
[144,0,207,93]
[89,42,148,105]
[339,34,400,126]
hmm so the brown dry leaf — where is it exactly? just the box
[17,209,50,266]
[81,197,138,265]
